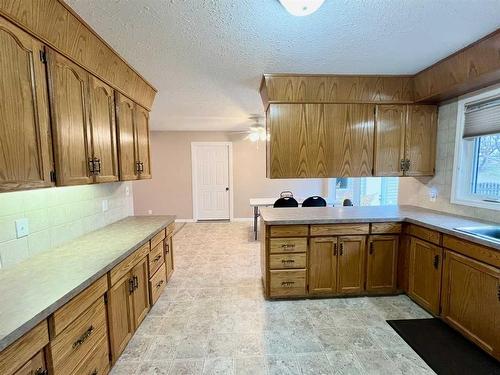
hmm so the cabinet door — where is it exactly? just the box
[325,104,374,177]
[441,251,500,359]
[165,237,174,280]
[107,273,134,363]
[309,237,337,294]
[337,236,365,294]
[408,237,442,314]
[405,105,437,176]
[13,350,46,375]
[131,257,150,329]
[47,50,93,186]
[88,75,119,183]
[134,105,152,179]
[367,235,398,293]
[374,105,406,176]
[115,93,138,180]
[0,19,53,192]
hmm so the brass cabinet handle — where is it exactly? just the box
[153,254,162,262]
[281,259,295,264]
[400,159,406,172]
[129,278,135,294]
[90,369,98,375]
[72,325,94,349]
[35,369,48,375]
[133,275,139,290]
[281,244,295,249]
[156,280,164,289]
[369,242,374,255]
[93,157,101,175]
[333,243,337,256]
[88,158,95,175]
[281,281,295,287]
[433,255,439,270]
[339,243,344,256]
[136,161,143,174]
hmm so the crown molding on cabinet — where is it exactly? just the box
[0,0,157,110]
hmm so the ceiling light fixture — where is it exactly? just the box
[278,0,325,16]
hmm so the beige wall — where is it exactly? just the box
[398,101,499,223]
[133,131,326,219]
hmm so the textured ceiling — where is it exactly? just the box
[66,0,500,131]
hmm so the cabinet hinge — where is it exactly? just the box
[39,50,47,64]
[50,170,56,183]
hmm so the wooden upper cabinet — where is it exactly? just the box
[337,236,365,294]
[267,103,374,178]
[88,75,119,183]
[47,49,93,186]
[408,237,443,314]
[441,251,500,359]
[374,105,406,176]
[309,237,337,294]
[135,105,152,179]
[0,18,53,192]
[367,235,399,293]
[405,105,437,176]
[116,93,138,181]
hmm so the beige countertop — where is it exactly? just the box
[260,205,500,251]
[0,215,175,352]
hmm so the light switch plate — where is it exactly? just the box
[15,218,29,238]
[125,186,130,196]
[102,199,109,212]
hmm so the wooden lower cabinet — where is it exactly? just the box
[337,236,365,294]
[131,257,150,328]
[13,351,47,375]
[408,237,443,314]
[441,250,500,359]
[366,235,398,293]
[309,237,337,294]
[164,236,174,280]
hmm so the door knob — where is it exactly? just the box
[225,187,229,191]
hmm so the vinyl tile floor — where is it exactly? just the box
[110,222,435,375]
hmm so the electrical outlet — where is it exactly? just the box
[148,210,153,215]
[429,188,438,202]
[15,218,29,238]
[102,199,109,212]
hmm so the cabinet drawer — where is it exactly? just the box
[148,242,165,278]
[269,253,307,269]
[12,350,46,375]
[371,222,402,234]
[269,269,306,297]
[149,263,167,305]
[50,276,107,337]
[50,297,107,375]
[269,238,307,254]
[311,224,369,236]
[0,321,49,375]
[70,336,109,375]
[166,222,175,237]
[150,230,166,249]
[269,225,308,237]
[409,225,441,245]
[109,242,150,286]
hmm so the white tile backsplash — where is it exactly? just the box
[0,182,134,268]
[399,100,500,223]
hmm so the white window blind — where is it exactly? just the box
[463,96,500,138]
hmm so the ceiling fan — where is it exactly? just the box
[236,114,267,142]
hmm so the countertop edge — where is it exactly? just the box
[0,216,175,352]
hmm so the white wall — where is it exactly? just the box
[398,101,499,223]
[0,182,134,268]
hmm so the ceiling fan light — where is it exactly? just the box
[278,0,325,16]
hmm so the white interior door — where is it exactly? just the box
[192,143,231,220]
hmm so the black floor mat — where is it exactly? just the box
[387,318,499,375]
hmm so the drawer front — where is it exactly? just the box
[0,321,49,375]
[109,242,150,286]
[269,253,307,269]
[13,350,46,375]
[269,269,306,297]
[50,276,107,337]
[166,222,175,237]
[150,263,167,305]
[269,238,307,254]
[409,225,441,245]
[443,235,500,268]
[50,297,107,375]
[371,222,402,234]
[150,230,166,249]
[70,336,109,375]
[311,224,369,236]
[148,242,165,278]
[269,225,308,237]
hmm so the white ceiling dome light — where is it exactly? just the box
[278,0,326,16]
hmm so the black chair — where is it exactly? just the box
[302,196,327,207]
[274,197,299,208]
[343,199,354,206]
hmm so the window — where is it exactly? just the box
[333,177,399,206]
[452,87,500,210]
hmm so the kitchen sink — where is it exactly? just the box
[454,226,500,243]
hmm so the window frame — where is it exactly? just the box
[451,86,500,211]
